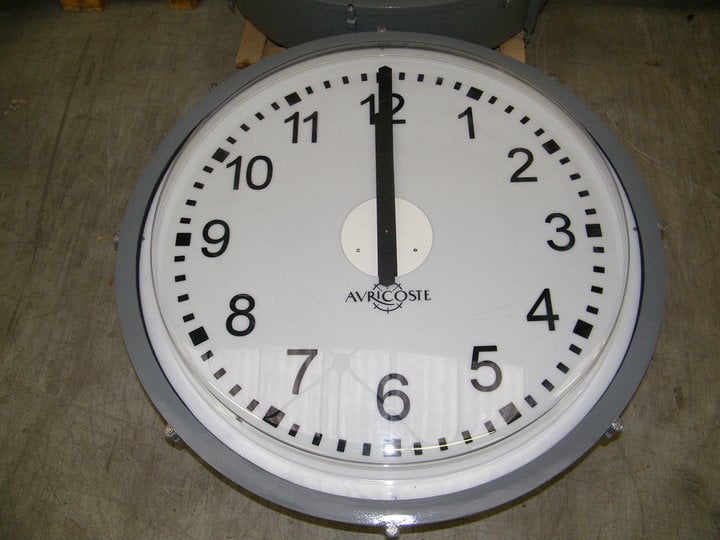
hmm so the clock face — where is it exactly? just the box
[118,34,663,525]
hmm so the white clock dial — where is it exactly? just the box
[119,34,663,527]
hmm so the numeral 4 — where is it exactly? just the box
[527,288,559,331]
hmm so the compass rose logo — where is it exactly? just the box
[371,283,405,313]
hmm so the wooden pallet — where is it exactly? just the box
[236,23,526,68]
[236,22,284,68]
[60,0,198,11]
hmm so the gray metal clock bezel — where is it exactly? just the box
[115,32,665,529]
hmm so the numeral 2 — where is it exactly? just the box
[508,148,538,182]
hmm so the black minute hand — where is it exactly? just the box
[375,65,398,286]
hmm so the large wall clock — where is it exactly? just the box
[233,0,548,49]
[116,32,664,533]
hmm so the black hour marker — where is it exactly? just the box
[362,443,372,456]
[229,384,241,396]
[262,406,285,428]
[569,344,583,355]
[525,395,538,407]
[285,92,301,106]
[189,327,208,346]
[413,442,423,455]
[466,86,483,100]
[383,439,401,457]
[586,223,603,237]
[312,432,322,446]
[175,232,191,246]
[542,139,561,154]
[484,421,496,434]
[200,350,213,361]
[247,399,259,412]
[462,430,473,444]
[336,439,346,452]
[504,105,514,114]
[556,362,570,374]
[213,368,226,379]
[438,438,449,451]
[212,148,229,163]
[499,402,522,424]
[203,166,213,173]
[177,294,189,302]
[573,319,594,339]
[542,379,555,391]
[182,313,194,322]
[288,424,299,437]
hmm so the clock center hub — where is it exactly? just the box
[341,197,433,278]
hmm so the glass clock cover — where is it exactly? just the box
[117,33,664,528]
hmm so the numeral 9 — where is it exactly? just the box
[201,219,229,257]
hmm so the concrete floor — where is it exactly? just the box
[1,1,718,538]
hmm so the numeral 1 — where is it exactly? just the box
[458,106,475,139]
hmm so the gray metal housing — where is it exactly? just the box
[234,0,548,48]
